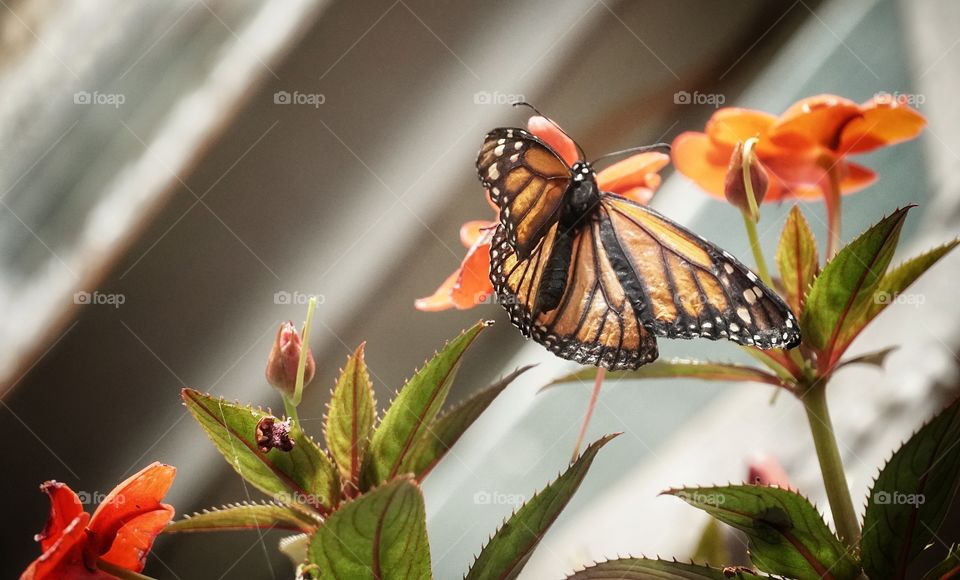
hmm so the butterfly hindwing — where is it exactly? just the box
[490,220,659,371]
[478,128,570,259]
[598,194,800,349]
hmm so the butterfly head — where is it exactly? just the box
[571,161,595,183]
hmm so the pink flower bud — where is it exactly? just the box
[724,140,769,218]
[266,321,315,396]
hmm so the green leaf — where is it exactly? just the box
[835,240,959,354]
[861,397,960,580]
[166,501,317,533]
[363,320,491,488]
[466,434,619,580]
[406,365,533,480]
[801,206,912,353]
[545,359,783,390]
[835,346,898,371]
[307,477,431,580]
[922,544,960,580]
[777,204,819,315]
[182,389,339,515]
[566,558,765,579]
[667,485,859,579]
[325,342,376,486]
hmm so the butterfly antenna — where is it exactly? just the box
[512,101,587,161]
[590,143,671,165]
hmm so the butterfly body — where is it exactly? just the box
[478,126,800,370]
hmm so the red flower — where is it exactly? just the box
[416,116,669,311]
[672,94,925,203]
[266,321,316,396]
[22,462,176,580]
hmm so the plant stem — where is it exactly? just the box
[741,211,774,288]
[825,164,842,258]
[283,394,300,425]
[801,380,860,547]
[292,296,317,407]
[571,367,605,463]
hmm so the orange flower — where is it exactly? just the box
[672,94,925,203]
[416,117,669,311]
[22,462,176,580]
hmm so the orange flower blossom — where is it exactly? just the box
[416,116,670,311]
[22,462,176,580]
[672,93,925,203]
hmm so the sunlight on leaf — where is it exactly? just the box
[566,558,766,579]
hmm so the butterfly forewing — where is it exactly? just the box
[599,194,800,349]
[478,128,570,259]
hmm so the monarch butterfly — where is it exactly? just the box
[477,121,801,371]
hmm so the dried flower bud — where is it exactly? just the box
[255,416,295,453]
[724,140,769,220]
[266,321,315,396]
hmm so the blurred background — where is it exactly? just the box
[2,0,959,577]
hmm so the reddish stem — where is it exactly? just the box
[571,367,606,462]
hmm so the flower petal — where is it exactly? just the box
[597,151,669,194]
[36,482,85,552]
[612,186,656,205]
[98,505,175,573]
[87,463,175,555]
[705,108,777,148]
[838,97,926,154]
[771,94,860,150]
[415,270,463,312]
[20,513,94,580]
[527,116,578,166]
[671,132,729,198]
[460,220,496,248]
[416,231,494,311]
[838,162,877,194]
